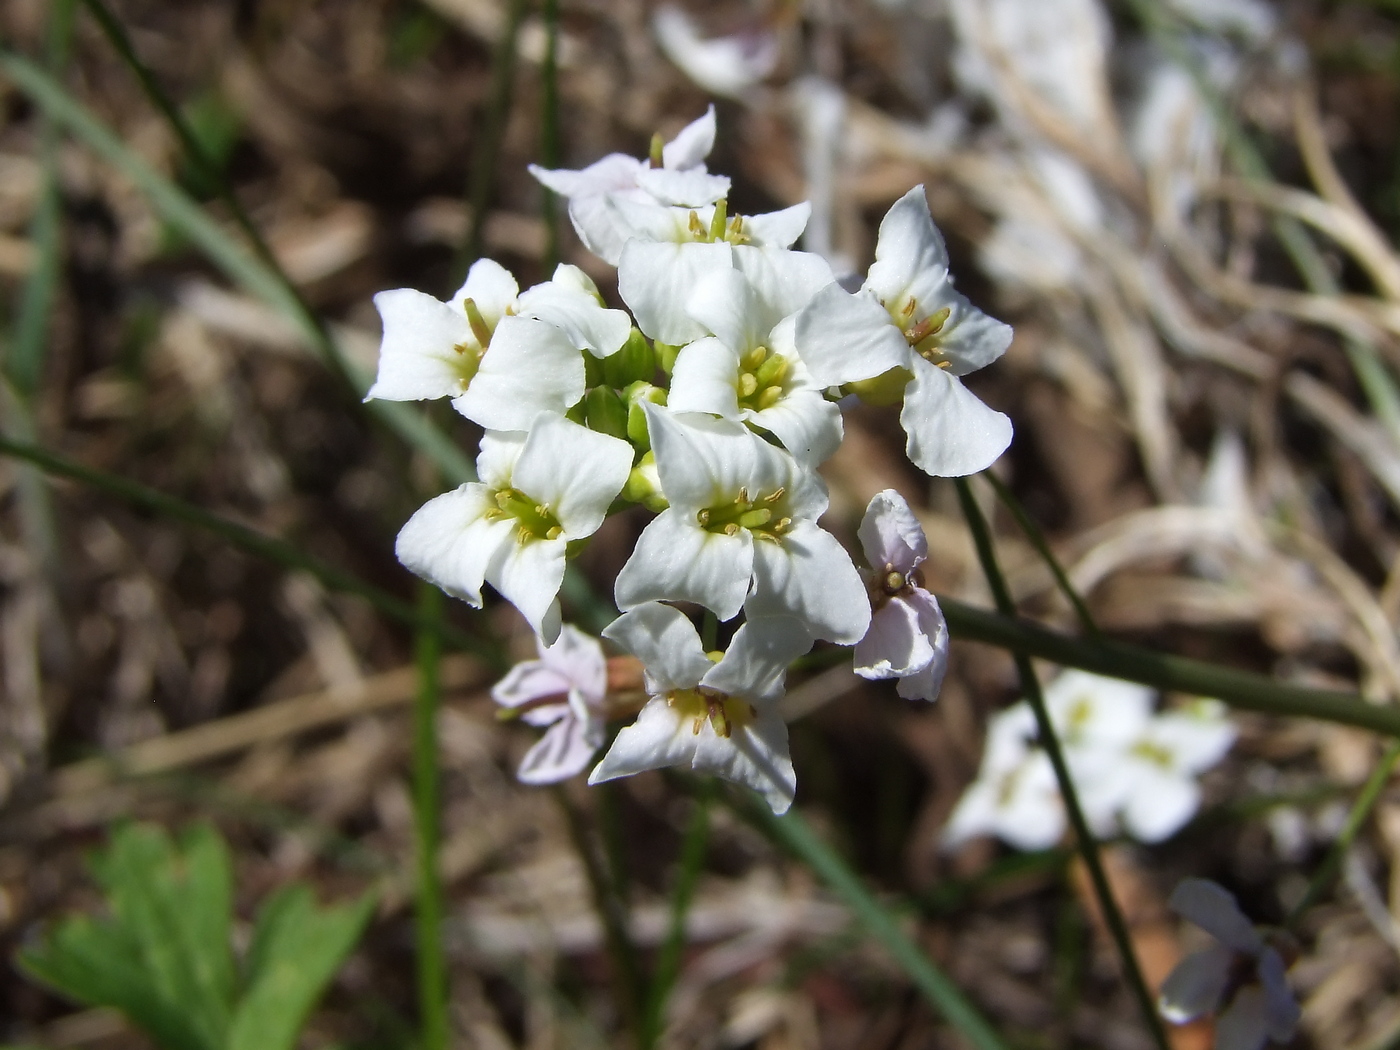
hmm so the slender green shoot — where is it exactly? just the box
[983,472,1099,637]
[412,583,449,1050]
[553,786,646,1043]
[459,0,530,275]
[0,434,498,665]
[540,0,562,270]
[733,792,1009,1050]
[643,780,712,1048]
[955,477,1170,1050]
[1285,739,1400,929]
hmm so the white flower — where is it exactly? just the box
[493,625,608,784]
[943,703,1065,851]
[589,602,811,813]
[653,5,780,100]
[368,258,592,432]
[794,185,1014,477]
[529,107,731,265]
[668,267,842,466]
[614,405,869,645]
[395,413,633,643]
[1159,879,1300,1050]
[852,490,949,701]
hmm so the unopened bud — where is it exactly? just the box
[622,452,668,511]
[583,386,629,441]
[624,382,667,449]
[603,328,656,388]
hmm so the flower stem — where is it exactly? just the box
[1285,739,1400,930]
[955,477,1170,1050]
[412,582,449,1050]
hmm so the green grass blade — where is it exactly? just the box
[540,0,562,270]
[412,583,449,1050]
[955,478,1170,1050]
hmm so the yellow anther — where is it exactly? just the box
[688,210,707,237]
[763,487,785,503]
[756,386,783,411]
[738,373,759,398]
[736,487,749,503]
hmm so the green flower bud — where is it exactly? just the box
[583,385,629,441]
[622,451,668,511]
[602,328,656,388]
[653,340,682,375]
[624,381,667,450]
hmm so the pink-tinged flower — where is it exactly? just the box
[852,490,948,701]
[493,625,608,784]
[1159,879,1300,1050]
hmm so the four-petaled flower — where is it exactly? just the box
[1159,878,1300,1050]
[853,489,949,701]
[493,625,608,784]
[794,184,1014,477]
[614,404,869,645]
[589,602,811,813]
[942,703,1064,851]
[396,413,633,643]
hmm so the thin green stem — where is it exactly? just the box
[412,583,449,1050]
[643,780,712,1048]
[1285,739,1400,930]
[460,0,530,275]
[983,473,1099,637]
[0,434,499,665]
[539,0,562,271]
[700,609,718,652]
[553,787,645,1046]
[955,478,1170,1050]
[732,792,1009,1050]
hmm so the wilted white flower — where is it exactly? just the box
[368,258,599,432]
[493,625,608,784]
[396,413,633,643]
[529,106,731,265]
[852,490,948,701]
[653,5,779,100]
[1159,879,1300,1050]
[614,405,868,644]
[943,703,1065,850]
[794,185,1014,477]
[668,267,842,466]
[589,602,810,813]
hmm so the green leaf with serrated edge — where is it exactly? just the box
[228,888,375,1050]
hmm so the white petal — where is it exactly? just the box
[662,105,716,170]
[995,754,1067,850]
[686,267,763,353]
[367,289,475,402]
[702,616,812,703]
[1044,670,1154,747]
[794,283,911,386]
[492,537,569,643]
[668,338,742,418]
[602,602,712,693]
[854,599,935,680]
[1258,947,1300,1040]
[1146,710,1237,774]
[1215,987,1271,1050]
[395,485,510,606]
[1157,946,1233,1023]
[1168,879,1262,954]
[528,154,644,198]
[742,203,811,248]
[589,697,698,782]
[475,429,526,489]
[511,414,634,537]
[865,185,950,309]
[982,703,1039,774]
[634,166,731,207]
[453,317,585,431]
[539,624,608,706]
[449,258,520,326]
[492,661,573,710]
[619,240,734,345]
[893,590,949,700]
[942,781,1001,848]
[899,357,1013,477]
[565,194,637,267]
[858,489,928,573]
[747,521,870,644]
[934,288,1015,376]
[895,654,948,702]
[645,406,770,513]
[691,704,796,814]
[615,510,754,622]
[731,245,835,332]
[1122,767,1200,843]
[515,281,632,358]
[516,714,601,784]
[653,6,778,100]
[748,393,843,468]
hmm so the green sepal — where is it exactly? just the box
[583,385,629,441]
[624,382,667,450]
[602,328,656,388]
[653,340,682,375]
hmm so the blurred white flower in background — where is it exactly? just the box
[653,5,780,101]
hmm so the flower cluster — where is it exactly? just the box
[371,108,1014,813]
[943,670,1236,849]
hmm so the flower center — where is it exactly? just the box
[666,686,757,739]
[484,487,564,543]
[696,486,793,540]
[450,297,498,392]
[889,295,953,367]
[868,563,923,610]
[736,344,790,412]
[1129,739,1176,769]
[684,199,752,245]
